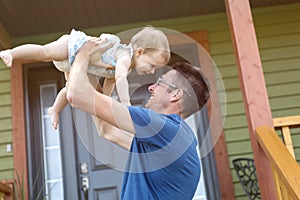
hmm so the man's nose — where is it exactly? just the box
[148,83,156,92]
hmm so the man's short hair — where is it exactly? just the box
[172,62,210,112]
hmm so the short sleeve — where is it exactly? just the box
[128,106,180,148]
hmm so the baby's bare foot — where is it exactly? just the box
[0,50,13,67]
[48,107,59,130]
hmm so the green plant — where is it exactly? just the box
[13,171,25,200]
[12,167,48,200]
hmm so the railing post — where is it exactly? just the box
[256,126,300,199]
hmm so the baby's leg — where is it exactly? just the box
[48,87,69,129]
[96,81,103,93]
[0,34,70,67]
[102,78,116,96]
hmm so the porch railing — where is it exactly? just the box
[256,126,300,199]
[273,115,300,159]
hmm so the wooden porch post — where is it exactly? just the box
[224,0,277,199]
[10,62,29,200]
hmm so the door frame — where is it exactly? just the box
[10,30,234,199]
[23,63,80,199]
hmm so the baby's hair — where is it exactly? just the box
[131,26,170,63]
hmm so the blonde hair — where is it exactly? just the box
[130,26,170,63]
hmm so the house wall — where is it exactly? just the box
[0,2,299,199]
[0,65,13,180]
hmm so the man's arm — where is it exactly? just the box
[66,37,135,134]
[88,75,133,150]
[92,116,133,150]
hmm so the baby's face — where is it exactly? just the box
[135,52,165,75]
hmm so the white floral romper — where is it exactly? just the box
[53,29,133,78]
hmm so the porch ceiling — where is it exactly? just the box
[0,0,298,41]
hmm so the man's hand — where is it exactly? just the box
[80,37,113,62]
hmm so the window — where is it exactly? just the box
[40,84,64,199]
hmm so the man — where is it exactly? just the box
[67,37,210,199]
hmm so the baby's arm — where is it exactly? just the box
[48,87,69,129]
[115,52,132,105]
[0,34,69,67]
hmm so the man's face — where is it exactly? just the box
[145,70,177,110]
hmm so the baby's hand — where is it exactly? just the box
[0,50,13,67]
[104,64,114,69]
[90,59,115,69]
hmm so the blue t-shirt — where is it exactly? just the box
[121,106,201,200]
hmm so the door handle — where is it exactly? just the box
[82,176,89,200]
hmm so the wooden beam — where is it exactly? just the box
[10,62,29,200]
[273,115,300,127]
[224,0,278,199]
[0,20,11,49]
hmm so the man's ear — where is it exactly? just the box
[135,48,145,57]
[170,89,183,102]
